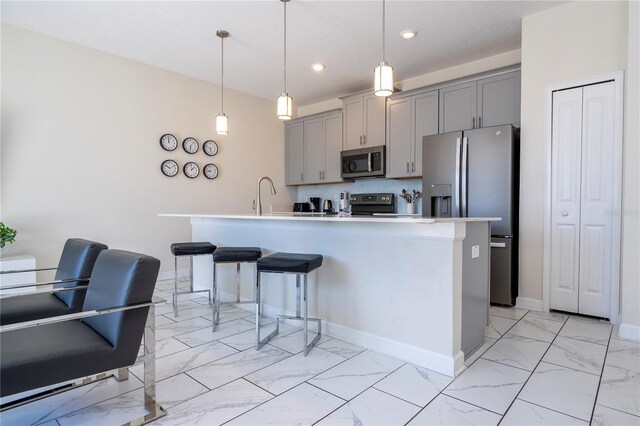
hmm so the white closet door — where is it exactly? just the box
[578,82,615,317]
[550,87,583,313]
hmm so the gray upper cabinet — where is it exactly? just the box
[439,81,477,133]
[477,71,521,128]
[285,122,304,185]
[439,70,521,133]
[285,110,343,186]
[342,92,386,150]
[387,90,438,178]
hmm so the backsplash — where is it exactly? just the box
[296,178,423,215]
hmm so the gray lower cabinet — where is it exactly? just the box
[285,110,343,186]
[342,92,386,150]
[387,90,438,178]
[439,70,521,133]
[285,121,304,185]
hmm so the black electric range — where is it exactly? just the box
[349,193,396,215]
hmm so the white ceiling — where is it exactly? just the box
[0,1,561,105]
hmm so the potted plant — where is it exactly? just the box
[0,222,17,250]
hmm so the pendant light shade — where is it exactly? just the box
[216,30,230,135]
[277,93,293,120]
[373,0,394,97]
[277,0,293,120]
[374,61,394,97]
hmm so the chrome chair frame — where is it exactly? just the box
[0,295,166,425]
[173,254,212,316]
[212,259,259,332]
[255,270,321,356]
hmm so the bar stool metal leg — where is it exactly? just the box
[173,254,212,317]
[173,256,178,315]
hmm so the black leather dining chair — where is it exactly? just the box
[0,249,166,424]
[0,238,107,325]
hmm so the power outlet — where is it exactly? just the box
[471,245,480,259]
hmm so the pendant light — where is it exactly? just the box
[277,0,293,120]
[216,30,230,135]
[373,0,393,97]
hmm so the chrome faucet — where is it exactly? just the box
[255,176,277,216]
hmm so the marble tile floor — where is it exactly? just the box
[2,284,639,426]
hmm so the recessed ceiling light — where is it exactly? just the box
[311,63,325,72]
[400,30,417,40]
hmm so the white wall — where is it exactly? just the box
[0,24,294,275]
[520,2,634,322]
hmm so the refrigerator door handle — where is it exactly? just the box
[461,136,469,217]
[455,137,461,217]
[490,242,507,248]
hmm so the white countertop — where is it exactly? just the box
[158,213,500,224]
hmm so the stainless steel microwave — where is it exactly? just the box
[341,146,385,179]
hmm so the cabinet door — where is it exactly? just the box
[550,87,583,313]
[304,117,325,184]
[439,81,477,132]
[386,97,412,178]
[343,97,364,150]
[323,112,343,183]
[285,122,305,185]
[412,90,439,176]
[477,71,521,128]
[364,94,386,146]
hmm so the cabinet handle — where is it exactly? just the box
[472,117,475,128]
[301,173,304,181]
[359,135,363,145]
[364,135,367,144]
[478,116,482,128]
[322,171,325,179]
[406,162,410,173]
[319,171,322,180]
[411,162,415,172]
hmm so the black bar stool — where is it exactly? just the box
[170,242,217,315]
[255,252,323,356]
[212,247,262,331]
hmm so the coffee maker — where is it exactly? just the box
[309,197,321,213]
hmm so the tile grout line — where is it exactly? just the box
[588,325,615,422]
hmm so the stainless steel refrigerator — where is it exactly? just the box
[422,125,519,306]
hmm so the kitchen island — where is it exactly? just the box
[159,213,498,376]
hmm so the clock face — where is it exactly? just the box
[203,163,219,180]
[182,137,199,154]
[161,160,179,177]
[159,134,178,151]
[183,162,200,178]
[203,140,218,156]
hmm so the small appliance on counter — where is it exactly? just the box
[323,200,334,213]
[341,146,385,179]
[349,193,395,215]
[293,202,311,213]
[309,197,321,213]
[339,191,349,212]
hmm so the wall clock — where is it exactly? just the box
[203,140,218,156]
[183,162,200,178]
[182,137,199,154]
[204,163,219,180]
[159,134,178,151]
[161,159,179,177]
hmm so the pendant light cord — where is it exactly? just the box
[284,0,287,93]
[221,35,224,112]
[382,0,386,62]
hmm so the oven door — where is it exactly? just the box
[341,147,385,178]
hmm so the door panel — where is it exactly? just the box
[304,118,324,184]
[439,81,477,132]
[364,95,386,147]
[422,131,462,217]
[343,98,364,150]
[490,238,514,305]
[550,87,582,313]
[386,97,412,178]
[285,122,304,185]
[413,91,439,177]
[465,125,514,236]
[323,113,343,183]
[477,72,521,128]
[578,82,614,318]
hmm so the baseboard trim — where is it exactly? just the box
[157,269,189,281]
[516,297,543,311]
[252,301,459,377]
[617,323,640,342]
